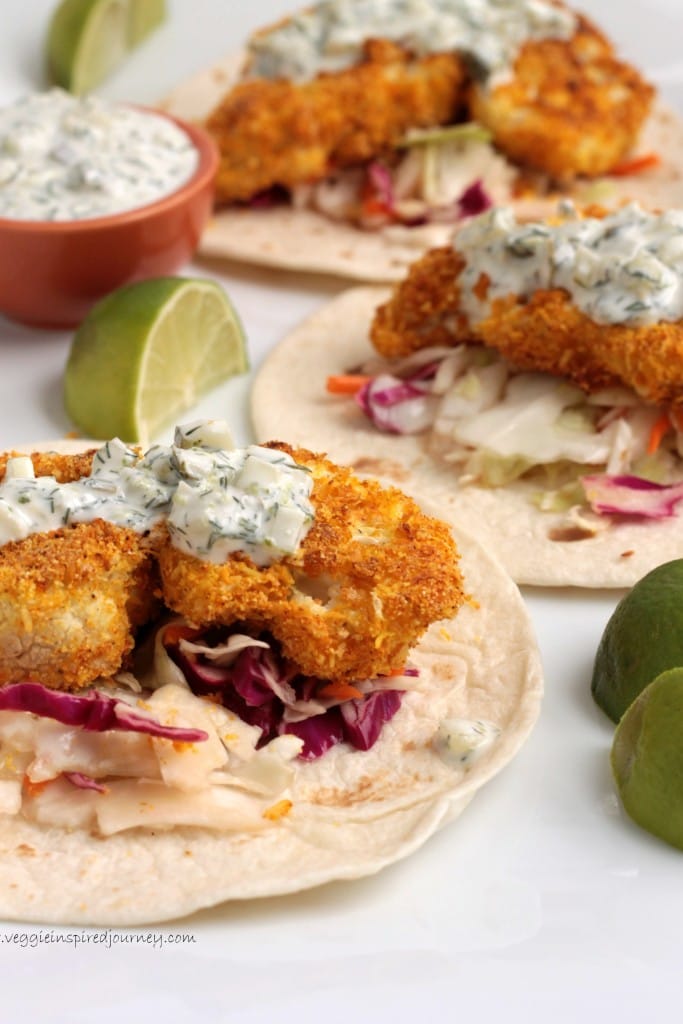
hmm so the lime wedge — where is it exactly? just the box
[63,277,249,444]
[46,0,167,95]
[612,667,683,850]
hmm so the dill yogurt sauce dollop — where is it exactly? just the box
[0,422,315,567]
[0,88,199,221]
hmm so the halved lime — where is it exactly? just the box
[591,559,683,722]
[63,277,249,444]
[46,0,166,95]
[612,667,683,850]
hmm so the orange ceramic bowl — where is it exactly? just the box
[0,110,219,329]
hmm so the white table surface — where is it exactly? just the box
[1,2,682,1021]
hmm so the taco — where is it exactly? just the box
[0,424,542,925]
[158,0,678,281]
[251,203,683,588]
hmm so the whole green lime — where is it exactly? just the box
[612,667,683,849]
[591,559,683,722]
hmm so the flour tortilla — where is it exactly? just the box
[0,440,542,925]
[251,287,683,588]
[161,52,683,281]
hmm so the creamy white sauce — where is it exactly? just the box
[436,717,500,765]
[247,0,576,84]
[0,89,199,222]
[456,203,683,327]
[0,421,315,566]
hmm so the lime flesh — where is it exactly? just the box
[591,559,683,723]
[612,667,683,850]
[46,0,166,95]
[63,277,249,444]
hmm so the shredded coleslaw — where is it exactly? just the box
[348,345,683,521]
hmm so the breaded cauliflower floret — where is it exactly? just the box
[158,444,465,682]
[468,14,654,180]
[206,39,466,203]
[474,292,683,406]
[0,519,160,691]
[370,225,683,407]
[371,246,469,358]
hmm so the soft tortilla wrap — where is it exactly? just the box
[0,441,542,926]
[251,288,683,588]
[161,53,683,281]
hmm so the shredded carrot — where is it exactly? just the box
[263,799,293,822]
[610,152,661,177]
[23,776,52,799]
[361,197,392,218]
[163,623,201,646]
[326,374,372,395]
[647,411,672,454]
[318,680,364,701]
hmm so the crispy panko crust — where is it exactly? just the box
[158,444,465,682]
[206,39,466,203]
[371,246,470,357]
[469,14,653,180]
[369,242,683,407]
[475,293,683,406]
[0,520,161,691]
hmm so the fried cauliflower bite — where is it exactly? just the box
[0,520,160,691]
[158,445,465,683]
[474,293,683,407]
[371,246,470,358]
[206,39,466,203]
[469,14,654,180]
[370,235,683,407]
[0,448,162,691]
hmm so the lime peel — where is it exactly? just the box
[612,667,683,850]
[591,558,683,723]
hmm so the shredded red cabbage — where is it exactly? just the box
[457,179,492,218]
[366,161,395,209]
[582,474,683,518]
[339,691,403,750]
[0,682,208,742]
[246,184,290,209]
[166,633,404,761]
[356,373,435,434]
[64,771,107,793]
[282,710,346,760]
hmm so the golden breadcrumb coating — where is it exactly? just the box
[0,520,160,691]
[371,246,470,357]
[469,14,654,180]
[158,444,465,682]
[474,292,683,406]
[369,241,683,407]
[206,39,466,203]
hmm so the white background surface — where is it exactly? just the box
[1,2,682,1020]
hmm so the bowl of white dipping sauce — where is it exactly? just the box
[0,89,219,327]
